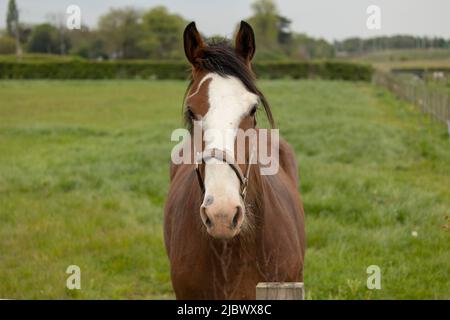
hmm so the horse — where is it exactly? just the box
[164,21,306,300]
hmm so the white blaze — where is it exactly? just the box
[202,73,258,204]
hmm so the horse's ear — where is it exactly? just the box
[235,21,255,63]
[183,22,205,66]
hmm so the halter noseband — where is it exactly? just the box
[194,147,254,200]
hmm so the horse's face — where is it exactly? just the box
[188,73,258,240]
[183,21,259,240]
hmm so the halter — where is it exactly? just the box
[194,147,255,201]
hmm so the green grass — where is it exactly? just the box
[0,80,449,299]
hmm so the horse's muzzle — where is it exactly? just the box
[200,204,244,239]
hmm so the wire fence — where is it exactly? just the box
[373,70,450,126]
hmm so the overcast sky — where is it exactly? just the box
[0,0,449,41]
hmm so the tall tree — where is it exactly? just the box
[47,13,70,55]
[139,6,186,59]
[6,0,22,56]
[247,0,279,50]
[68,27,107,59]
[6,0,19,36]
[98,7,144,59]
[277,15,292,46]
[27,23,59,54]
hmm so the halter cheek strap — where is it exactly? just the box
[194,147,254,200]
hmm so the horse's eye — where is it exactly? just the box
[249,104,258,116]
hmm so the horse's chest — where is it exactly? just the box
[171,241,260,299]
[211,250,259,297]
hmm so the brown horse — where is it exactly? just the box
[164,21,305,300]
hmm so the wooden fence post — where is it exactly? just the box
[256,282,304,300]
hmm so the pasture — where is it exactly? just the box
[0,80,449,299]
[345,48,450,70]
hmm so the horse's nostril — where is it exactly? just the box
[200,206,213,229]
[232,206,243,229]
[205,216,212,228]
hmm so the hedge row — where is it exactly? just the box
[256,61,373,81]
[0,61,373,81]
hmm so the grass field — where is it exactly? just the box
[342,48,450,70]
[0,80,449,299]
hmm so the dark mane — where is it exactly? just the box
[183,38,275,129]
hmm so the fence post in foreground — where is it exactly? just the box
[256,282,304,300]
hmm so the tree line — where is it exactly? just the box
[335,35,450,55]
[1,0,449,61]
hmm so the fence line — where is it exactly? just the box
[373,70,450,125]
